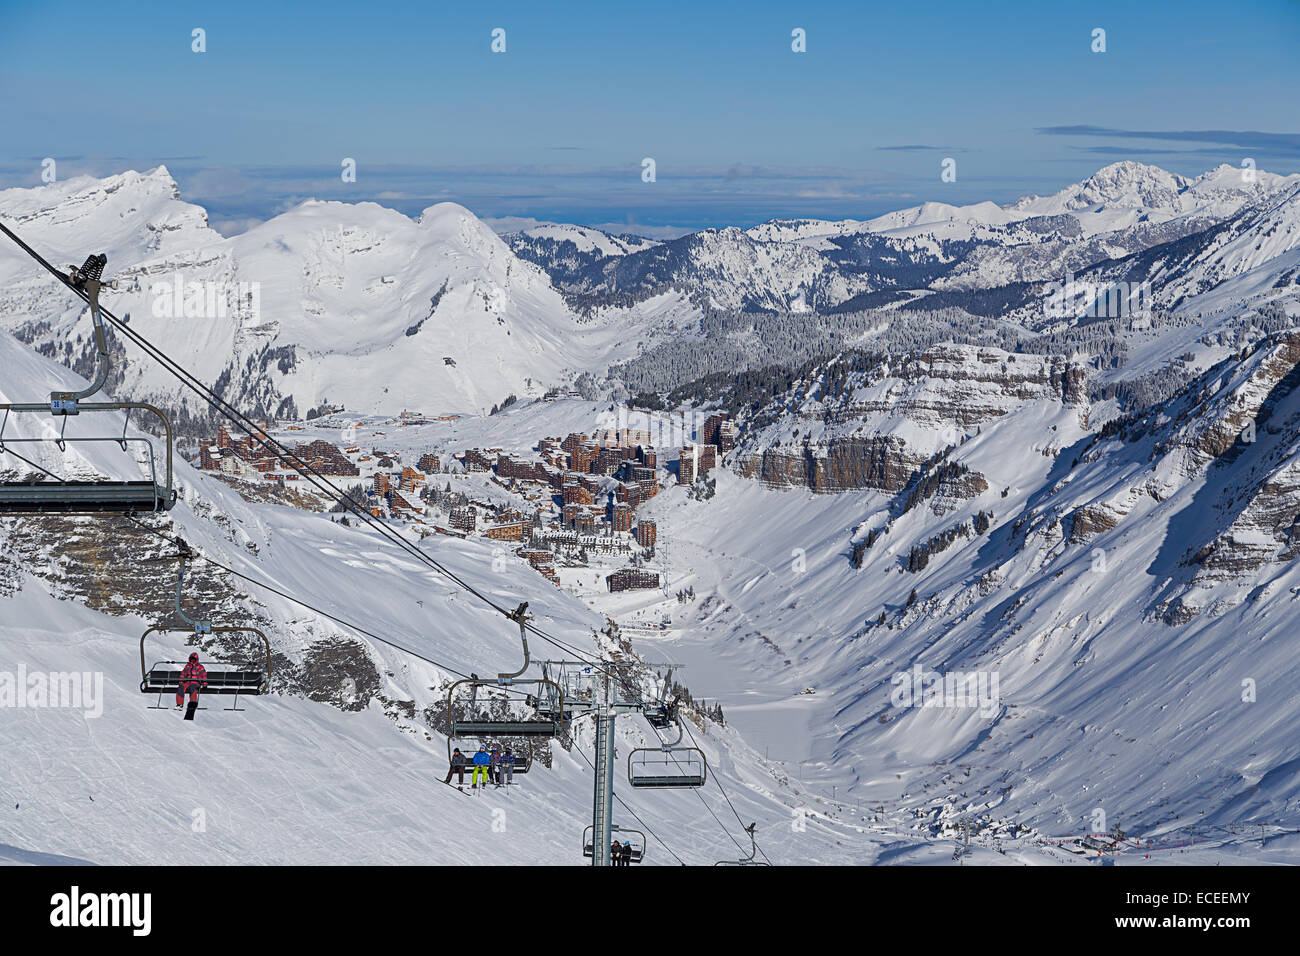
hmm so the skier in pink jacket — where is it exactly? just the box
[176,652,207,709]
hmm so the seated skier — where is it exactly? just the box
[471,745,491,789]
[176,652,207,710]
[489,745,503,787]
[444,747,467,787]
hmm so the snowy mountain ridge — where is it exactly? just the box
[510,161,1300,317]
[0,169,677,420]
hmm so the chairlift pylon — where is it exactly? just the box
[0,254,175,514]
[139,543,270,711]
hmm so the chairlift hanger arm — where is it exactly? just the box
[173,553,211,633]
[742,824,760,863]
[497,601,531,682]
[54,254,112,405]
[657,715,686,748]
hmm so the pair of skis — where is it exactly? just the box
[444,781,512,795]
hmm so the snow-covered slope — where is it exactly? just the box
[6,316,1299,862]
[635,338,1300,851]
[7,158,1300,865]
[0,330,899,865]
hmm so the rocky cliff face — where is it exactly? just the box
[982,331,1300,624]
[734,344,1087,493]
[0,482,389,707]
[729,328,1300,625]
[738,435,920,492]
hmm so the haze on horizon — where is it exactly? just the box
[2,0,1297,236]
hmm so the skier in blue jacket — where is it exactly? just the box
[471,745,491,789]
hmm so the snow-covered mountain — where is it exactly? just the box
[505,223,659,289]
[995,178,1300,332]
[634,334,1300,851]
[0,169,676,419]
[3,161,1296,421]
[505,162,1300,317]
[8,322,1299,863]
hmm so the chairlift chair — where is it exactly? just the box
[445,738,534,775]
[531,659,596,722]
[643,695,679,730]
[0,254,176,514]
[627,715,707,788]
[446,603,567,738]
[139,546,270,711]
[582,824,645,864]
[642,670,678,729]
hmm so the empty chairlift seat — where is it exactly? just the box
[626,746,708,788]
[0,402,177,514]
[450,716,562,737]
[446,675,567,738]
[0,478,172,514]
[0,254,176,515]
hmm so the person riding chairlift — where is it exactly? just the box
[489,745,503,787]
[471,745,491,789]
[444,747,467,787]
[176,652,207,710]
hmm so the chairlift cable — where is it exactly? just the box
[0,445,67,483]
[3,224,748,857]
[0,221,497,600]
[681,720,772,864]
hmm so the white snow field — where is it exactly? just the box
[3,331,1294,865]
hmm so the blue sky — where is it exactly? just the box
[2,0,1297,234]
